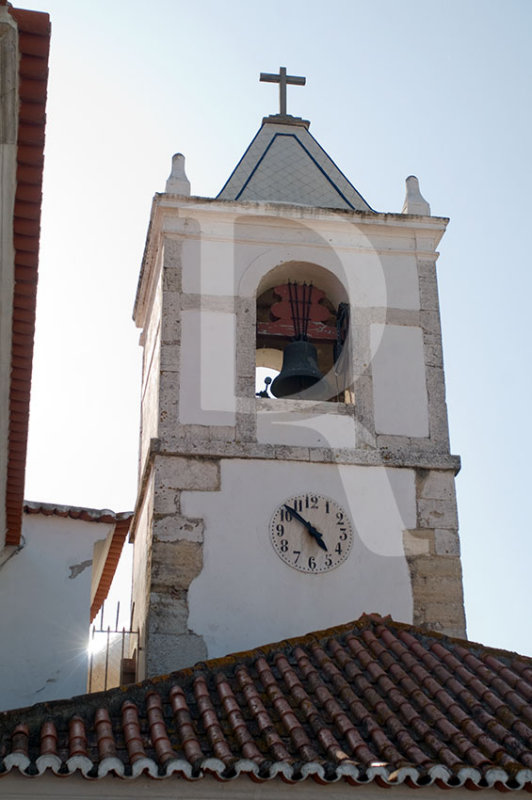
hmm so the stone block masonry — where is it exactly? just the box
[405,468,466,638]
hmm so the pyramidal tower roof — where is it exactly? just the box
[217,114,373,211]
[217,67,372,211]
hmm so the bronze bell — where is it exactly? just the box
[270,340,325,398]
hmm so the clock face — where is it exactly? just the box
[270,493,353,573]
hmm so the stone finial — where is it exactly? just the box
[402,175,430,216]
[165,153,191,196]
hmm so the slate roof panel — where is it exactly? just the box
[218,115,373,212]
[1,615,532,788]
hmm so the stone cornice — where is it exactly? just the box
[133,193,448,326]
[155,437,461,473]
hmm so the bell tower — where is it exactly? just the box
[130,70,466,680]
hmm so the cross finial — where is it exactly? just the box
[260,66,306,116]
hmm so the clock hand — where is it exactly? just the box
[284,504,328,552]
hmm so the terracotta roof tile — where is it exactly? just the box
[17,31,49,57]
[69,715,88,758]
[2,615,532,788]
[23,501,133,524]
[40,721,57,756]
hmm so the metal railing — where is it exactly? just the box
[88,601,138,692]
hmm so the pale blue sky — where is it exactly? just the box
[22,0,532,654]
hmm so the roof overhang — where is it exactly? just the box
[1,4,50,549]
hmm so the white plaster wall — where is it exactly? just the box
[380,253,420,310]
[131,478,154,679]
[185,460,415,659]
[179,309,236,426]
[176,208,422,313]
[236,236,388,309]
[139,271,162,471]
[371,324,429,437]
[257,401,356,447]
[181,226,236,296]
[0,513,113,711]
[0,772,500,800]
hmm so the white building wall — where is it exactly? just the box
[0,513,113,711]
[256,399,357,448]
[0,773,502,800]
[130,478,154,680]
[139,268,162,472]
[185,460,415,659]
[179,309,236,426]
[370,324,429,436]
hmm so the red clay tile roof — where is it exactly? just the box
[22,502,133,622]
[1,614,532,788]
[23,500,132,526]
[5,5,50,547]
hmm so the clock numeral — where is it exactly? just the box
[336,511,344,524]
[339,528,348,541]
[308,556,317,570]
[279,509,292,522]
[305,495,319,510]
[276,523,285,536]
[325,555,333,568]
[335,542,342,555]
[325,500,330,514]
[280,539,288,553]
[293,550,301,564]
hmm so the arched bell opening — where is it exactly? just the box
[255,268,352,402]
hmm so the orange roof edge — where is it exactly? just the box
[4,5,51,548]
[90,516,132,623]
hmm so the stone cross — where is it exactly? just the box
[260,66,306,116]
